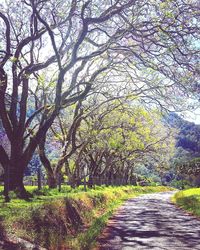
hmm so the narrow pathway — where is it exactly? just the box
[97,191,200,250]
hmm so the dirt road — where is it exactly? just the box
[97,192,200,250]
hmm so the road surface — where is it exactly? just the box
[97,192,200,250]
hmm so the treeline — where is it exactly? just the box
[0,0,199,201]
[161,114,200,187]
[167,113,200,160]
[0,98,175,193]
[36,99,175,189]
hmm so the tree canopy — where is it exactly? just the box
[0,0,199,199]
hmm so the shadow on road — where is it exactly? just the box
[97,192,200,250]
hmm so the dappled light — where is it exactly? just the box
[0,0,200,248]
[98,192,200,249]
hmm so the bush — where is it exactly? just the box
[173,188,200,217]
[170,179,191,189]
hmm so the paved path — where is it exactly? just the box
[97,192,200,250]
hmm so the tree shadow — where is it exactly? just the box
[97,192,200,250]
[29,198,84,249]
[0,217,20,250]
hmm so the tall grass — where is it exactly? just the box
[172,188,200,216]
[0,185,174,249]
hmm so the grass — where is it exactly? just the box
[172,188,200,217]
[0,185,174,249]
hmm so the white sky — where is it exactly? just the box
[180,108,200,125]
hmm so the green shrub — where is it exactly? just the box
[173,188,200,216]
[0,185,174,249]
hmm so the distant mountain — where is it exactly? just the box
[167,113,200,159]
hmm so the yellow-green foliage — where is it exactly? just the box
[173,188,200,217]
[80,103,175,163]
[0,185,173,249]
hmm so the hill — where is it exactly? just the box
[167,113,200,161]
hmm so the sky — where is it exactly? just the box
[180,109,200,125]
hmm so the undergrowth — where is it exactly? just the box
[172,188,200,217]
[0,185,174,249]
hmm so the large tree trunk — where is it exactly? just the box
[37,166,42,190]
[47,170,57,188]
[68,174,76,188]
[8,160,32,199]
[0,146,10,202]
[39,134,65,190]
[0,141,32,200]
[9,168,24,191]
[3,166,10,202]
[7,138,30,198]
[87,174,94,188]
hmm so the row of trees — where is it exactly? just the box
[36,98,175,189]
[0,96,175,192]
[0,0,199,199]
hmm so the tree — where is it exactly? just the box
[38,103,84,188]
[0,0,199,198]
[38,95,126,188]
[0,128,10,201]
[73,101,175,186]
[0,0,136,197]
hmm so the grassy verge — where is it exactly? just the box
[172,188,200,217]
[0,185,174,249]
